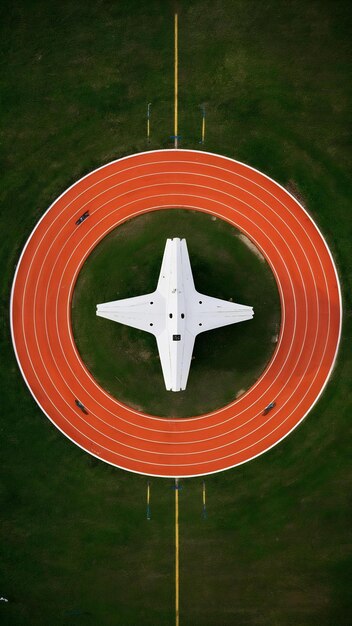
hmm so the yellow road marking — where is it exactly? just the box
[174,13,178,148]
[175,478,179,626]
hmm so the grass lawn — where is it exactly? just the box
[1,1,351,625]
[72,209,280,416]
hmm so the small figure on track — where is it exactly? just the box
[75,399,89,415]
[75,211,90,226]
[262,401,276,416]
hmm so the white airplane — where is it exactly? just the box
[96,238,254,392]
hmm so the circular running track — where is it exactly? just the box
[11,150,342,477]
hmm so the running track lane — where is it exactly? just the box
[10,150,342,477]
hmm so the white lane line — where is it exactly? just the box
[20,176,330,444]
[11,151,340,472]
[30,184,320,448]
[47,191,296,434]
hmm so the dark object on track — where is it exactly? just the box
[75,211,90,226]
[75,399,89,415]
[262,401,276,416]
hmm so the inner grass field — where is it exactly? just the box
[1,1,351,625]
[72,209,280,417]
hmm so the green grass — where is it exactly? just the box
[1,0,351,624]
[72,209,280,416]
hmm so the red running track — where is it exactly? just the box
[11,150,342,477]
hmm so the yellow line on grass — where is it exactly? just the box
[147,102,151,143]
[174,13,178,148]
[175,478,180,626]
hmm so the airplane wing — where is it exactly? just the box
[156,328,196,392]
[96,292,165,335]
[187,293,254,335]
